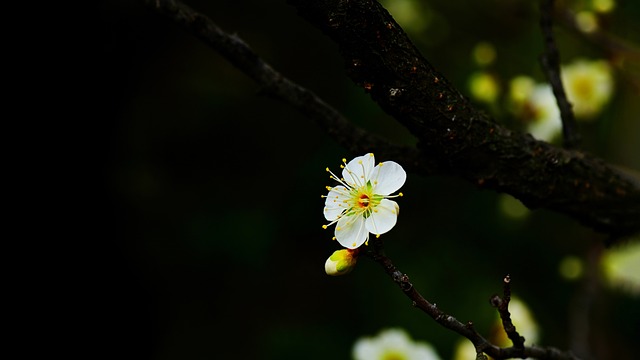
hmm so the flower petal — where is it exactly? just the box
[342,153,375,188]
[324,186,349,221]
[365,199,399,235]
[370,161,406,195]
[336,215,368,249]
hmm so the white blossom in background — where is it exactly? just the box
[561,58,614,120]
[507,76,562,142]
[353,328,442,360]
[322,153,406,249]
[525,83,562,142]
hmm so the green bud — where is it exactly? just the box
[324,249,359,276]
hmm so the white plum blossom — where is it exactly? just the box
[322,153,406,249]
[507,76,562,142]
[353,328,442,360]
[526,84,562,142]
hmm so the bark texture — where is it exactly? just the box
[288,0,640,239]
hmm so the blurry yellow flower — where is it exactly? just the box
[561,58,614,120]
[452,339,476,360]
[380,0,429,34]
[469,71,500,104]
[575,11,598,33]
[508,76,536,107]
[498,194,530,220]
[592,0,615,13]
[601,240,640,296]
[473,42,497,67]
[558,255,584,281]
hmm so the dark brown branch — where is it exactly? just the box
[365,239,580,360]
[143,0,640,240]
[490,275,526,349]
[539,0,580,149]
[287,0,640,241]
[141,0,434,173]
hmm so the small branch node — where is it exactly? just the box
[490,295,503,308]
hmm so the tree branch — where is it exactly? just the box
[287,0,640,240]
[490,275,526,349]
[141,0,434,173]
[143,0,640,240]
[365,239,580,360]
[539,0,580,149]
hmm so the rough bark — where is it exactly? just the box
[288,0,640,239]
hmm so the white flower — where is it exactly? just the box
[353,328,442,360]
[526,84,562,142]
[507,76,562,142]
[322,153,406,249]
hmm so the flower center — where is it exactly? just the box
[349,182,381,218]
[358,194,370,208]
[573,76,594,100]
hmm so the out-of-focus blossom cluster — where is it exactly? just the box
[352,328,442,360]
[468,55,614,143]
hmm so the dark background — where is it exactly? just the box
[85,0,639,359]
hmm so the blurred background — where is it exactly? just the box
[94,0,639,359]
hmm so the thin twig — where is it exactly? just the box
[490,275,526,349]
[539,0,580,149]
[365,239,580,360]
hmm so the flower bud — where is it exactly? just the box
[324,249,358,276]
